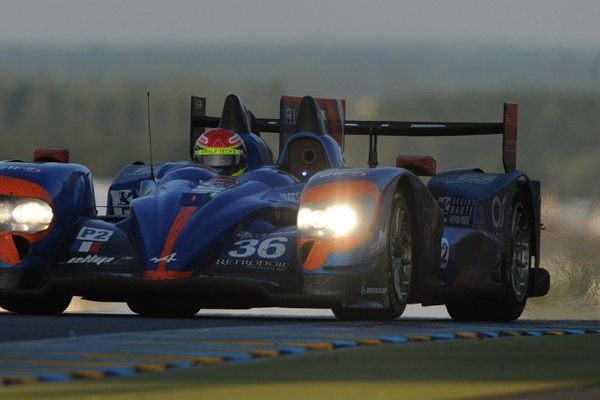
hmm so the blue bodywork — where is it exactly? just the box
[0,95,545,313]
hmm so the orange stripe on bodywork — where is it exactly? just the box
[144,270,194,279]
[0,176,52,203]
[302,239,329,271]
[145,206,197,280]
[0,233,21,265]
[299,233,371,271]
[301,180,380,204]
[299,180,381,271]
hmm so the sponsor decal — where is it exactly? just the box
[491,195,508,229]
[279,192,301,202]
[316,170,367,178]
[71,240,102,253]
[191,177,236,197]
[368,228,387,255]
[192,185,226,195]
[360,286,388,295]
[438,196,475,226]
[228,237,289,259]
[149,253,177,264]
[440,238,450,269]
[453,174,498,185]
[0,165,42,173]
[64,255,133,266]
[110,189,134,216]
[233,227,296,241]
[215,258,289,271]
[76,227,114,242]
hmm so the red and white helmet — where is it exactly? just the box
[193,128,247,176]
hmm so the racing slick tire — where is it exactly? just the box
[127,298,201,318]
[0,294,72,315]
[446,190,532,322]
[333,186,415,321]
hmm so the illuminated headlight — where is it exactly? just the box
[298,197,374,238]
[298,204,359,238]
[0,196,54,233]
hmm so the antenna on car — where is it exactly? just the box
[146,92,156,181]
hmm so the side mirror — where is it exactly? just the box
[34,148,70,163]
[396,155,437,176]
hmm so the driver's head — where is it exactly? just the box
[193,128,247,176]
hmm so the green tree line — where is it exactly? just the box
[1,74,599,198]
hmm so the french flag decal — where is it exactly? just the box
[71,241,102,253]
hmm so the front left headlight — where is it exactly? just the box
[0,196,54,233]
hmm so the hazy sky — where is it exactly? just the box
[1,0,599,48]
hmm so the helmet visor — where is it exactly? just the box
[194,147,243,168]
[198,154,241,167]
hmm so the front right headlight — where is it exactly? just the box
[297,195,376,239]
[0,196,54,233]
[298,204,359,238]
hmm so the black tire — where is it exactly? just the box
[333,187,415,321]
[446,190,531,322]
[127,298,201,318]
[0,294,71,315]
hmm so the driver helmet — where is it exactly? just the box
[193,128,247,176]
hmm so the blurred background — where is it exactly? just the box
[1,0,599,318]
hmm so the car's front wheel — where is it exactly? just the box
[333,187,415,321]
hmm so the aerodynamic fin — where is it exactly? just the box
[279,95,346,149]
[219,94,253,134]
[295,96,327,135]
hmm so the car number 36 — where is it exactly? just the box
[227,237,289,259]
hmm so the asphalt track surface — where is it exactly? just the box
[2,307,600,387]
[1,309,600,343]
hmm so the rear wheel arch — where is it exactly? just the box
[446,185,533,322]
[516,176,541,268]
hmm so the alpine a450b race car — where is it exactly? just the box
[0,94,549,321]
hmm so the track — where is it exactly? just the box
[1,310,599,343]
[1,307,600,385]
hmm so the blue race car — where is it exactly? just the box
[0,94,549,320]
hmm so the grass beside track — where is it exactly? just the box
[5,335,600,400]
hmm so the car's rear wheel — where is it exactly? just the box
[333,188,415,321]
[0,294,72,315]
[127,298,201,318]
[446,190,531,322]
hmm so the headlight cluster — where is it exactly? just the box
[298,196,375,238]
[0,196,54,233]
[298,204,358,238]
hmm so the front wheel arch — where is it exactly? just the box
[333,182,418,321]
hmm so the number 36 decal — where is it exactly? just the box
[228,237,289,259]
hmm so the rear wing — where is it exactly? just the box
[344,102,518,172]
[191,97,518,173]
